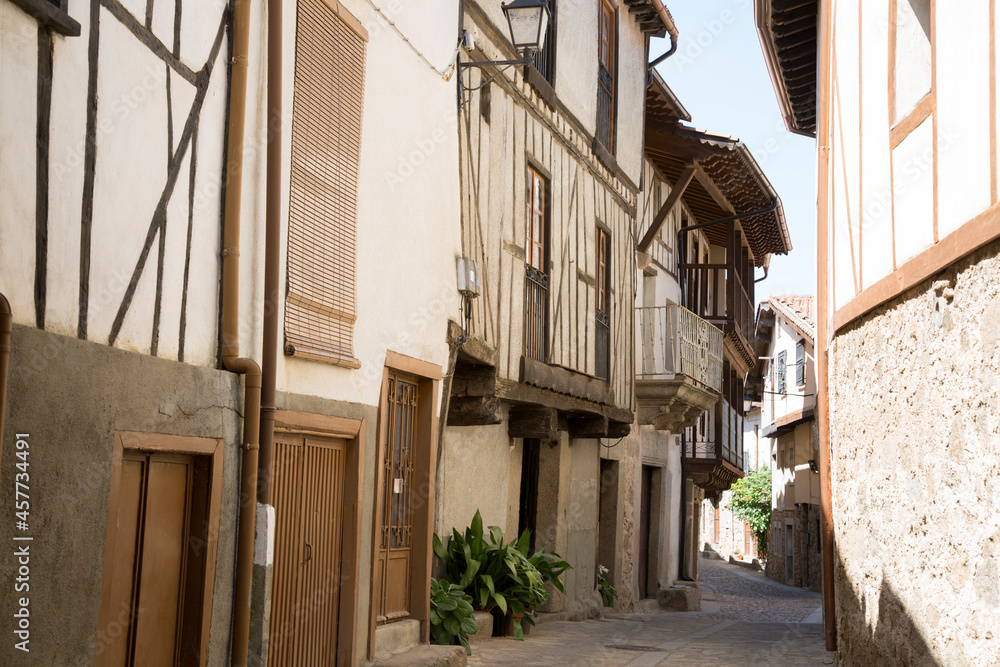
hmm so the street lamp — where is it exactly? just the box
[502,0,551,55]
[460,0,551,69]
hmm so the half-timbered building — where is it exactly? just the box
[759,0,1000,661]
[622,71,791,609]
[437,0,678,621]
[0,0,463,664]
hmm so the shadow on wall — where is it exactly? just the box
[834,548,939,667]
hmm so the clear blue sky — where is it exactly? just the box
[651,0,817,299]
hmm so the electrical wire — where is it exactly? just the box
[601,436,624,449]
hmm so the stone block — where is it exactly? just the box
[468,612,493,643]
[657,585,701,611]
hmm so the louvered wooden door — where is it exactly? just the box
[269,434,346,667]
[374,373,418,623]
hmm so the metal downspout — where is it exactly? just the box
[221,1,261,664]
[0,293,10,472]
[258,0,281,509]
[816,0,837,653]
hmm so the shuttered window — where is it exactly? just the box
[284,0,367,368]
[776,350,787,395]
[795,339,805,386]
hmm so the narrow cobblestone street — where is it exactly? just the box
[466,559,832,666]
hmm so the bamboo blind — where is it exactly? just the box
[285,0,366,368]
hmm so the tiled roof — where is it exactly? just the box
[769,295,815,338]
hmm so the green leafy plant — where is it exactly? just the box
[429,578,478,655]
[596,564,618,607]
[729,467,772,556]
[433,510,572,641]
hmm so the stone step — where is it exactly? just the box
[368,644,467,667]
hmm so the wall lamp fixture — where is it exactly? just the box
[459,0,551,70]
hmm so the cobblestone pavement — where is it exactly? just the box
[465,558,832,666]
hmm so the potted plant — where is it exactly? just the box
[429,578,478,654]
[433,510,571,641]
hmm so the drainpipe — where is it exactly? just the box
[816,0,837,653]
[258,0,281,508]
[221,1,261,665]
[647,0,679,69]
[0,293,10,471]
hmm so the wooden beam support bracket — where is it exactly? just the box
[638,164,697,253]
[508,406,559,439]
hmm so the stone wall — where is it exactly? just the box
[766,505,821,593]
[829,238,1000,665]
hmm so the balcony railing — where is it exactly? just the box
[595,309,609,380]
[682,265,755,363]
[525,265,549,363]
[637,305,723,392]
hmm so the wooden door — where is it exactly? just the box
[269,434,347,666]
[744,522,755,556]
[96,452,209,667]
[714,506,720,544]
[374,373,418,624]
[638,466,653,598]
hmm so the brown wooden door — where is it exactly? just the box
[374,373,418,623]
[744,521,755,556]
[96,452,209,667]
[269,434,346,667]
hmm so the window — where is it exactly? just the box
[596,226,610,380]
[596,0,616,151]
[776,350,787,395]
[525,166,549,362]
[530,0,556,84]
[795,339,805,386]
[284,0,367,368]
[526,166,547,271]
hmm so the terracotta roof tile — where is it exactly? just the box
[769,294,815,338]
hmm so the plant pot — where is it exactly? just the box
[490,608,507,637]
[507,612,526,637]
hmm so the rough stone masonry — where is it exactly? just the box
[830,237,1000,666]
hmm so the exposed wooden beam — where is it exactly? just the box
[607,421,632,438]
[508,406,559,439]
[449,362,497,398]
[693,162,736,216]
[448,397,503,426]
[567,416,609,439]
[638,164,697,253]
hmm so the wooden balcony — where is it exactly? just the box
[635,305,723,432]
[682,263,756,374]
[683,398,745,496]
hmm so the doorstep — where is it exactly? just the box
[366,644,467,667]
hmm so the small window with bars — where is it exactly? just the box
[525,166,549,362]
[776,350,787,395]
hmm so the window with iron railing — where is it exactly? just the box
[530,0,556,84]
[596,0,615,152]
[595,226,610,380]
[525,166,549,362]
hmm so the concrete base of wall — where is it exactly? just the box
[365,644,467,667]
[374,619,422,660]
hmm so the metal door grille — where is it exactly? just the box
[381,378,416,551]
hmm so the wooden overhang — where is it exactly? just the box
[644,79,793,265]
[755,0,819,137]
[624,0,679,39]
[745,301,776,402]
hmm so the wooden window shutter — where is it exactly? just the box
[284,0,367,368]
[776,350,787,395]
[795,339,805,386]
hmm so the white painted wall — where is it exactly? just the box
[831,0,999,309]
[239,0,463,408]
[0,0,229,367]
[761,315,815,428]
